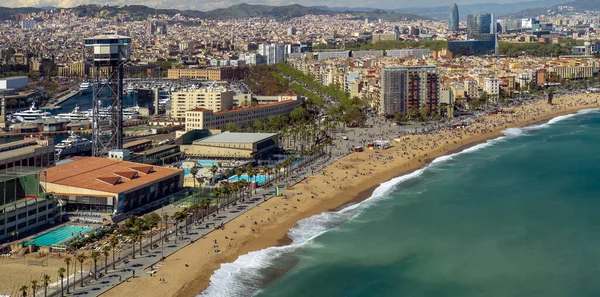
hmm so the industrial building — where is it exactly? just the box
[184,99,303,131]
[0,167,59,242]
[44,157,183,214]
[0,136,55,170]
[172,86,234,121]
[0,76,28,90]
[181,132,279,159]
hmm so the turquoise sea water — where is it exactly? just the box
[200,109,600,297]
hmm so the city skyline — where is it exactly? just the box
[4,0,554,11]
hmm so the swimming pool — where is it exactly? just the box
[228,174,269,185]
[25,225,94,247]
[198,160,219,167]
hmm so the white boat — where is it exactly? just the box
[55,105,90,122]
[55,131,92,160]
[79,81,92,94]
[86,105,141,120]
[126,84,136,94]
[13,102,51,123]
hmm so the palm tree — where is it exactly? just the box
[222,185,232,210]
[58,267,66,297]
[63,257,71,294]
[190,165,199,188]
[162,213,169,241]
[90,251,100,280]
[200,197,211,221]
[172,211,182,243]
[76,253,86,287]
[19,285,28,297]
[109,236,119,269]
[42,274,51,297]
[210,165,218,185]
[102,245,110,274]
[212,188,222,214]
[130,231,140,259]
[247,166,257,193]
[30,280,38,297]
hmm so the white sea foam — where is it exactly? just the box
[198,137,510,297]
[199,108,600,297]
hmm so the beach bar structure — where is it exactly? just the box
[372,140,391,150]
[181,132,279,159]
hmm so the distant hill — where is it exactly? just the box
[508,0,600,18]
[318,0,568,20]
[0,6,44,21]
[0,4,429,22]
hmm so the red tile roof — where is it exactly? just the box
[113,171,138,180]
[45,157,182,194]
[96,176,122,186]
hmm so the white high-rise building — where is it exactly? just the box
[257,43,286,65]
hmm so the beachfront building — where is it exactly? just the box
[380,66,440,116]
[172,86,234,121]
[484,78,500,98]
[181,132,279,159]
[184,99,303,132]
[44,157,183,216]
[166,67,246,80]
[0,167,59,242]
[547,66,593,80]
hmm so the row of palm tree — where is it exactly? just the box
[17,273,51,297]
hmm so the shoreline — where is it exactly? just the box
[101,95,600,297]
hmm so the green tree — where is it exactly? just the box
[190,164,199,188]
[30,280,38,297]
[42,274,51,297]
[58,267,66,297]
[76,253,86,287]
[63,257,71,294]
[19,285,28,297]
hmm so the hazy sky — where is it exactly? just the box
[6,0,535,11]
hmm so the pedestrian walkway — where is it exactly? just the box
[54,154,332,297]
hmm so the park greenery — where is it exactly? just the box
[244,65,293,96]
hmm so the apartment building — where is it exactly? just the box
[185,99,303,131]
[172,87,234,121]
[483,78,500,97]
[167,67,246,80]
[379,66,440,116]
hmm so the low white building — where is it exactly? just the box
[0,76,28,90]
[484,78,500,98]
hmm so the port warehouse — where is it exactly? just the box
[0,76,28,90]
[0,137,55,170]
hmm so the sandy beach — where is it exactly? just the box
[101,93,600,297]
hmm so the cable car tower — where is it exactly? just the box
[84,34,131,157]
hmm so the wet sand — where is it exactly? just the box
[101,94,600,297]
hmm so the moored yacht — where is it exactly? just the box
[79,81,92,94]
[13,102,51,123]
[55,105,90,122]
[55,131,92,160]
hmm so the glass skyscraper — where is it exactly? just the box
[449,4,459,32]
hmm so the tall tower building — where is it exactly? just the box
[467,13,492,39]
[380,66,440,116]
[466,12,497,55]
[449,3,459,32]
